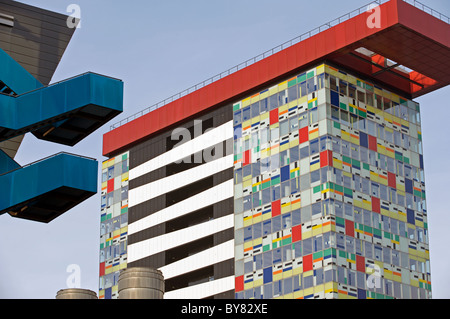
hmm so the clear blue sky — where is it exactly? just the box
[0,0,449,299]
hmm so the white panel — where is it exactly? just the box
[159,240,234,280]
[128,214,234,263]
[128,179,233,235]
[129,154,233,207]
[130,121,233,180]
[164,276,235,299]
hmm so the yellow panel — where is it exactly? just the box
[293,267,303,275]
[273,272,283,282]
[260,90,269,99]
[302,230,312,239]
[322,223,331,233]
[298,95,308,105]
[253,279,263,287]
[250,94,260,104]
[269,85,278,96]
[293,290,303,299]
[242,97,251,107]
[280,143,290,153]
[316,64,325,75]
[107,158,115,167]
[312,225,323,236]
[303,287,314,297]
[242,120,251,131]
[283,293,294,299]
[382,89,392,99]
[347,74,357,85]
[244,282,254,290]
[278,81,288,91]
[283,270,293,278]
[391,93,400,104]
[243,179,252,189]
[314,284,324,293]
[260,112,269,121]
[291,201,301,211]
[281,204,291,215]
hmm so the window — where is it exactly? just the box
[251,102,260,118]
[288,85,298,102]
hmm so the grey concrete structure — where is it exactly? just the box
[56,288,98,299]
[118,267,164,299]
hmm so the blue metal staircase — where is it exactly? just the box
[0,48,123,223]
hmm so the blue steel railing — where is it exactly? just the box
[0,151,97,177]
[109,0,449,131]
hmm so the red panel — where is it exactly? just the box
[356,255,365,273]
[107,179,114,193]
[292,225,302,242]
[235,276,244,292]
[368,135,377,152]
[303,254,313,272]
[243,150,251,167]
[270,109,279,125]
[272,200,281,217]
[320,150,333,168]
[397,0,450,48]
[388,172,396,188]
[345,220,355,237]
[372,197,381,214]
[99,262,105,277]
[299,127,309,144]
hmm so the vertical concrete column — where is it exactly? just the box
[118,267,164,299]
[56,288,98,299]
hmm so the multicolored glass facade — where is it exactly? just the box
[233,63,431,299]
[99,152,130,299]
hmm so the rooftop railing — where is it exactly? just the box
[109,0,448,131]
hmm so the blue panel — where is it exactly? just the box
[105,287,112,299]
[234,124,242,140]
[263,267,272,284]
[330,90,339,107]
[407,208,415,225]
[359,131,368,148]
[0,48,42,94]
[0,149,20,175]
[281,165,290,182]
[357,288,366,299]
[405,178,413,194]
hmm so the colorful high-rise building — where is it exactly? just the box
[99,0,450,299]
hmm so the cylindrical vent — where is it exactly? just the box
[118,267,164,299]
[56,288,98,299]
